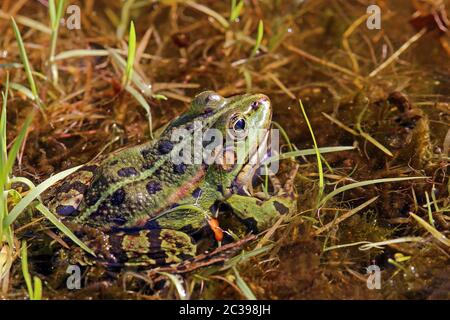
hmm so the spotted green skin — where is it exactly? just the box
[45,91,296,267]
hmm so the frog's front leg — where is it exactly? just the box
[226,162,298,233]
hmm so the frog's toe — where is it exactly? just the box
[109,229,197,267]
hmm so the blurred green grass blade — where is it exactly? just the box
[298,99,324,198]
[4,114,33,183]
[1,74,9,178]
[49,0,66,84]
[0,11,51,34]
[49,0,56,27]
[109,48,152,97]
[224,245,273,269]
[233,267,256,300]
[409,212,450,247]
[10,17,40,106]
[33,276,42,300]
[10,82,36,101]
[116,0,135,39]
[230,0,244,22]
[54,49,109,61]
[319,176,428,207]
[21,241,34,299]
[123,20,136,87]
[262,146,355,165]
[126,85,153,139]
[186,0,230,29]
[251,20,264,57]
[4,165,82,227]
[35,203,95,256]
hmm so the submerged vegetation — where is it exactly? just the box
[0,0,449,299]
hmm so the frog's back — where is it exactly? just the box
[45,135,208,229]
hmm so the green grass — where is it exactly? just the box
[21,241,42,300]
[298,99,324,199]
[250,20,264,57]
[230,0,244,22]
[48,0,66,85]
[10,18,41,107]
[123,20,136,87]
[318,176,428,207]
[0,55,95,292]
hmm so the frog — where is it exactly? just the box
[43,91,298,268]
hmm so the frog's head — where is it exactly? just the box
[199,91,272,193]
[165,91,272,191]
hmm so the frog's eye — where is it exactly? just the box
[228,114,248,139]
[233,118,246,131]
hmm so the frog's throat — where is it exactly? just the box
[233,129,271,195]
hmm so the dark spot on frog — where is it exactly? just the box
[111,216,127,225]
[146,181,162,194]
[85,191,101,206]
[143,219,160,230]
[111,188,126,206]
[173,163,187,174]
[110,159,119,165]
[192,187,202,198]
[217,185,223,194]
[117,167,139,177]
[273,201,289,214]
[142,162,153,170]
[59,181,88,194]
[80,165,98,173]
[243,217,258,233]
[56,205,78,216]
[201,108,214,118]
[141,148,150,158]
[251,101,259,110]
[158,140,174,154]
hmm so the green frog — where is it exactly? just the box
[43,91,297,268]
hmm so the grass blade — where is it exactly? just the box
[35,203,95,256]
[409,212,450,247]
[125,85,153,139]
[233,266,256,300]
[10,18,40,107]
[156,271,188,300]
[123,20,136,87]
[54,49,109,61]
[185,0,230,29]
[318,176,428,207]
[49,0,66,84]
[4,114,33,183]
[250,20,264,57]
[230,0,244,22]
[10,82,36,101]
[262,146,355,165]
[21,241,33,299]
[33,276,42,300]
[298,99,324,198]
